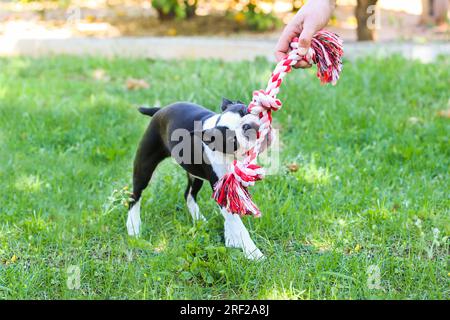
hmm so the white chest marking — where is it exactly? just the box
[202,143,234,179]
[202,112,242,179]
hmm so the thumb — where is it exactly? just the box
[297,21,316,55]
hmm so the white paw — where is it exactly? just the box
[224,225,264,260]
[192,209,207,223]
[127,200,141,236]
[224,228,241,248]
[222,209,264,260]
[244,247,265,261]
[126,215,141,236]
[187,194,207,222]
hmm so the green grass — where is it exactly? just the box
[0,55,448,299]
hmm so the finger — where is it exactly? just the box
[275,24,302,61]
[297,19,316,53]
[274,27,293,61]
[275,24,296,53]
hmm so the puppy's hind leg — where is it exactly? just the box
[185,174,206,222]
[127,198,141,237]
[127,134,167,236]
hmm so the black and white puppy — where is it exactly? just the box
[126,98,264,259]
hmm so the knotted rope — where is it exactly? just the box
[213,30,344,217]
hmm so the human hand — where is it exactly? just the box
[275,0,335,68]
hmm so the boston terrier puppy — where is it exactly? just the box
[126,98,264,260]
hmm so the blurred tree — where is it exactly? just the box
[152,0,198,20]
[292,0,305,12]
[228,0,280,31]
[185,0,198,19]
[244,0,280,31]
[433,0,449,25]
[355,0,378,41]
[420,0,449,26]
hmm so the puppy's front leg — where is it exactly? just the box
[221,208,264,260]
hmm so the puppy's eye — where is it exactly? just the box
[242,124,251,131]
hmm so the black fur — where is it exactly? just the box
[138,106,161,117]
[130,100,246,208]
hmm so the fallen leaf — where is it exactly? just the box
[10,254,17,263]
[167,28,177,36]
[287,163,299,172]
[126,78,150,90]
[437,109,450,118]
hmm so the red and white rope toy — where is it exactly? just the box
[213,30,344,217]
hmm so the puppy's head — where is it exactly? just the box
[201,98,260,155]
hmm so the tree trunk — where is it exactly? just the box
[419,0,448,26]
[156,8,176,21]
[433,0,449,25]
[420,0,432,24]
[355,0,378,41]
[184,0,198,20]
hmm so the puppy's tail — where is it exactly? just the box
[138,106,160,117]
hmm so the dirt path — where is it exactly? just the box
[1,36,448,62]
[1,1,448,61]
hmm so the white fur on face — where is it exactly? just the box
[201,110,260,177]
[235,113,260,154]
[216,111,243,130]
[211,111,261,154]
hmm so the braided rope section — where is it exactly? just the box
[213,30,344,217]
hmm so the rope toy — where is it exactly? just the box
[213,30,344,217]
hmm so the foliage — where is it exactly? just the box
[230,0,281,31]
[0,55,448,299]
[152,0,198,20]
[244,1,280,31]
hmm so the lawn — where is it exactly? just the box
[0,55,448,299]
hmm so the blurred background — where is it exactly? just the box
[0,0,449,59]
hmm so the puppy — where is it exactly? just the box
[126,98,264,259]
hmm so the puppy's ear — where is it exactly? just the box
[221,98,233,111]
